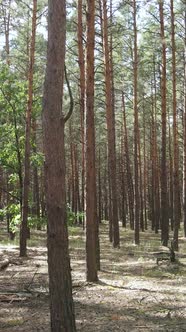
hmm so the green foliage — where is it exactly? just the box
[0,66,26,173]
[28,216,47,229]
[30,151,44,168]
[0,203,47,233]
[0,203,21,233]
[67,204,84,226]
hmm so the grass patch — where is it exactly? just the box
[4,318,24,327]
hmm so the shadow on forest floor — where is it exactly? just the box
[0,222,186,331]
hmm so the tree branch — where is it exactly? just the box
[0,186,20,202]
[64,64,74,123]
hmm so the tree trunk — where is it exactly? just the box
[20,0,37,257]
[133,0,140,244]
[142,98,147,230]
[77,0,85,222]
[122,92,134,230]
[153,59,160,233]
[98,148,102,224]
[120,133,127,228]
[85,0,99,281]
[69,122,75,213]
[151,82,159,233]
[32,119,40,228]
[102,0,119,247]
[74,144,81,223]
[168,120,174,231]
[159,0,169,246]
[184,8,186,238]
[171,0,180,251]
[138,132,144,232]
[42,0,76,330]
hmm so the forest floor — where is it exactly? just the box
[0,222,186,332]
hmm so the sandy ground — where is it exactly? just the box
[0,224,186,331]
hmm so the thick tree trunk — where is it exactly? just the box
[142,103,147,230]
[102,0,119,247]
[120,134,127,228]
[138,134,144,232]
[103,160,109,221]
[168,121,174,231]
[42,0,76,330]
[151,84,160,233]
[77,0,85,221]
[74,144,81,223]
[184,9,186,238]
[159,0,169,246]
[153,60,160,233]
[98,148,102,224]
[122,92,134,230]
[171,0,180,250]
[85,0,99,281]
[150,118,155,231]
[133,0,140,244]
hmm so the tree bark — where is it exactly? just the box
[133,0,140,244]
[184,8,186,238]
[77,0,85,222]
[122,92,134,230]
[42,0,76,330]
[142,97,147,230]
[168,120,174,231]
[153,59,160,233]
[171,0,180,250]
[85,0,99,281]
[159,0,169,246]
[20,0,37,257]
[32,119,40,228]
[102,0,119,247]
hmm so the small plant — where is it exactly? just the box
[28,216,47,229]
[0,203,21,234]
[66,204,84,226]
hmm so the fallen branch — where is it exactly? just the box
[0,294,27,303]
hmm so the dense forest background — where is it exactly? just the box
[0,0,185,252]
[0,0,186,331]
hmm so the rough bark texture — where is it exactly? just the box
[138,133,144,232]
[85,0,99,281]
[184,9,186,238]
[98,148,102,224]
[20,0,37,257]
[32,120,40,225]
[171,0,180,251]
[142,103,147,230]
[168,121,174,231]
[120,134,127,228]
[77,0,85,221]
[153,61,160,233]
[122,92,134,230]
[102,0,119,248]
[151,81,160,233]
[133,0,140,245]
[159,0,169,246]
[42,0,76,331]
